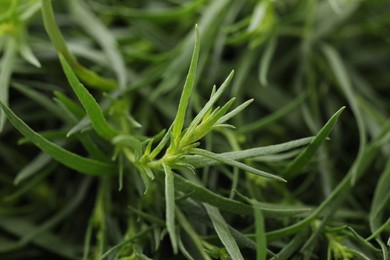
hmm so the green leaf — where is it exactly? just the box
[172,24,200,142]
[14,153,52,184]
[112,135,143,161]
[59,54,119,140]
[41,0,116,91]
[174,174,310,217]
[369,158,390,238]
[185,98,236,144]
[322,44,366,184]
[176,208,212,260]
[267,122,390,242]
[91,0,206,22]
[18,37,41,68]
[239,94,305,133]
[0,217,79,258]
[54,91,85,119]
[163,163,178,254]
[183,137,313,168]
[148,126,172,160]
[5,163,55,201]
[259,37,277,86]
[204,204,244,260]
[99,228,153,260]
[0,38,16,132]
[185,70,235,135]
[0,101,117,176]
[12,83,63,119]
[270,231,309,260]
[253,201,267,260]
[68,0,127,90]
[283,106,345,179]
[0,178,91,257]
[191,148,286,182]
[216,99,254,125]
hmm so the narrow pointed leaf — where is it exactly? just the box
[253,201,267,260]
[283,107,345,178]
[369,158,390,234]
[239,94,305,133]
[112,135,143,161]
[322,44,366,184]
[68,0,127,89]
[0,38,16,132]
[0,101,116,176]
[186,70,235,134]
[217,99,254,125]
[259,37,277,86]
[59,54,119,140]
[191,148,286,182]
[204,204,244,260]
[54,91,85,119]
[41,0,116,91]
[174,174,311,218]
[163,163,178,254]
[172,25,200,142]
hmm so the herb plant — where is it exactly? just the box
[0,0,389,259]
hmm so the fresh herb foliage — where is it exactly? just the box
[0,0,389,259]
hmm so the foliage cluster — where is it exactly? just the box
[0,0,389,259]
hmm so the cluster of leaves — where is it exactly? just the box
[0,0,389,259]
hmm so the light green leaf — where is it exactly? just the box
[183,137,313,168]
[148,126,172,160]
[185,70,235,135]
[163,163,178,254]
[185,98,236,144]
[191,148,286,182]
[172,24,200,142]
[216,99,253,125]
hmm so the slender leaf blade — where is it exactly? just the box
[322,44,366,184]
[204,204,244,260]
[59,54,118,140]
[0,101,116,176]
[283,107,345,178]
[0,38,16,132]
[191,148,286,182]
[163,163,178,254]
[183,137,313,167]
[172,25,200,142]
